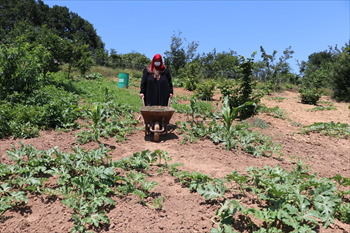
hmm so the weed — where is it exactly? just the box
[250,117,270,129]
[307,106,337,112]
[265,96,287,102]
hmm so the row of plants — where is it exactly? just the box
[0,143,173,232]
[299,122,350,139]
[174,95,284,159]
[75,101,139,144]
[1,144,349,233]
[169,158,350,232]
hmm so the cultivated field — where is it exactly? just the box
[0,86,349,233]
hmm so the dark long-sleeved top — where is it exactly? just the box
[140,67,173,106]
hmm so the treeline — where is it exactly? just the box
[298,44,350,102]
[159,31,350,102]
[0,1,349,102]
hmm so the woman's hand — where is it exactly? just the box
[139,93,144,99]
[170,94,173,98]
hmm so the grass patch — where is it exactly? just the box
[52,72,142,112]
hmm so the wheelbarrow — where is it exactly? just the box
[140,97,175,142]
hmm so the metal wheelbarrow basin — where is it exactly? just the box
[140,106,175,142]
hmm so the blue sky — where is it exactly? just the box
[43,0,349,74]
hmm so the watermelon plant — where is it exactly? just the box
[168,156,350,232]
[0,144,177,232]
[1,144,349,232]
[299,121,350,139]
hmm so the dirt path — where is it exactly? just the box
[0,90,349,233]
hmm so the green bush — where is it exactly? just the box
[0,85,81,139]
[298,87,322,105]
[183,63,200,91]
[332,42,350,102]
[0,43,41,98]
[218,56,264,119]
[219,79,264,120]
[194,80,216,100]
[172,78,184,87]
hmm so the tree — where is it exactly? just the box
[299,50,335,74]
[0,0,104,51]
[25,25,66,78]
[93,48,109,66]
[164,30,199,77]
[259,46,294,91]
[63,40,94,78]
[106,49,122,68]
[332,41,350,102]
[73,43,94,75]
[121,52,151,70]
[0,42,40,98]
[199,49,240,79]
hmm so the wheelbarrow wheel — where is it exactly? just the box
[154,123,160,142]
[145,124,150,136]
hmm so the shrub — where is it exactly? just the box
[0,43,41,99]
[218,59,265,119]
[0,85,81,139]
[183,63,200,91]
[172,78,184,87]
[332,42,350,102]
[298,87,322,105]
[195,80,216,100]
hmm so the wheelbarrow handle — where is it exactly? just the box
[168,97,171,107]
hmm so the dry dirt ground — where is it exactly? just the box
[0,87,349,233]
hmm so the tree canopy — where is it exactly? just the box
[0,0,104,50]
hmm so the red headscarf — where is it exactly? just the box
[150,54,165,71]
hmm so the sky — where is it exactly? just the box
[43,0,349,74]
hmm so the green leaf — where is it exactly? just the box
[314,195,339,228]
[210,228,222,233]
[197,183,224,200]
[332,174,350,187]
[0,183,12,193]
[223,224,237,233]
[102,197,115,206]
[10,191,28,204]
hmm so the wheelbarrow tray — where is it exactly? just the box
[140,106,175,124]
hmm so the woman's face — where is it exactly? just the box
[154,58,162,66]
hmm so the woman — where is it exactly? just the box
[139,54,173,106]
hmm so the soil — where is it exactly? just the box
[0,87,349,233]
